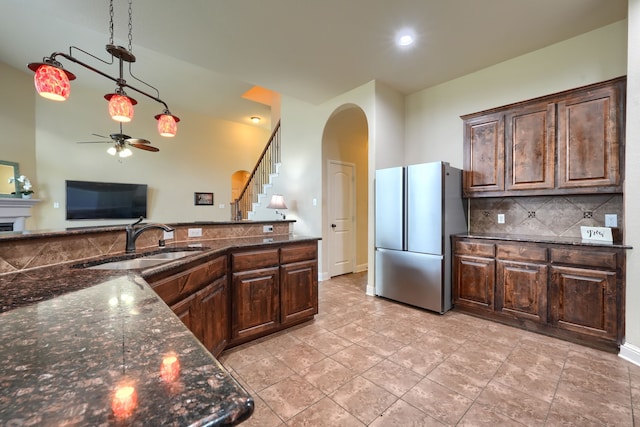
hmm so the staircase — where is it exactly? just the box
[231,121,281,220]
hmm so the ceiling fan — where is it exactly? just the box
[77,123,159,157]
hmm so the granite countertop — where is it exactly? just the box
[453,232,632,249]
[0,234,319,425]
[0,274,253,426]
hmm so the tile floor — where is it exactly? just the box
[219,272,640,426]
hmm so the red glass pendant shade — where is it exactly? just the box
[33,64,72,101]
[106,94,136,122]
[155,113,180,137]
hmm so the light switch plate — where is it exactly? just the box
[188,228,202,237]
[605,214,617,228]
[163,230,174,240]
[497,214,505,224]
[263,225,273,233]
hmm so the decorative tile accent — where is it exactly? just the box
[470,195,623,238]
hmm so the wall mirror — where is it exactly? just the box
[0,160,19,197]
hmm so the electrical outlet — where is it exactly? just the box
[53,202,59,209]
[263,225,273,233]
[163,230,174,240]
[605,214,618,228]
[188,228,202,237]
[497,214,505,224]
[219,204,225,209]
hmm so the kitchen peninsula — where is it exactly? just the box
[0,220,320,426]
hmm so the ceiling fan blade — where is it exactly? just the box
[130,143,159,152]
[91,133,109,139]
[126,138,151,145]
[77,140,111,144]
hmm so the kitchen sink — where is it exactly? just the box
[84,250,202,270]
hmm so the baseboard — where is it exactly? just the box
[318,271,330,281]
[619,342,640,367]
[366,284,375,296]
[355,263,368,273]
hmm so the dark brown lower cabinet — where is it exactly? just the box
[452,236,625,351]
[280,259,318,326]
[230,266,280,344]
[550,265,617,340]
[148,240,319,356]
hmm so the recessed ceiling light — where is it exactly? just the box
[250,116,261,123]
[396,29,416,48]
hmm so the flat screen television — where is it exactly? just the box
[66,180,148,220]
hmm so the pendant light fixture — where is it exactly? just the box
[27,0,179,137]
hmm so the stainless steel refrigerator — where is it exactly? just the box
[374,161,467,313]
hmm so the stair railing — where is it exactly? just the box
[231,121,281,220]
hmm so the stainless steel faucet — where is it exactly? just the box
[125,217,174,253]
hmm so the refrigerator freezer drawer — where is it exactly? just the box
[375,248,449,313]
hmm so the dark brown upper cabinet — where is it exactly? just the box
[462,77,625,198]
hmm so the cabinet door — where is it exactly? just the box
[231,267,280,343]
[171,293,201,341]
[550,265,617,339]
[280,260,318,326]
[496,260,547,322]
[505,103,555,191]
[463,112,505,195]
[453,255,495,312]
[198,276,229,358]
[557,83,621,190]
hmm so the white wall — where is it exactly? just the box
[622,0,640,365]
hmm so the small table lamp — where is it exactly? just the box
[267,194,287,219]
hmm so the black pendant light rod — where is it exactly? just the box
[41,49,171,112]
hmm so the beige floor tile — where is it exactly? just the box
[369,399,445,427]
[559,364,631,403]
[233,357,294,392]
[492,361,559,403]
[388,343,445,376]
[302,330,352,356]
[331,322,375,343]
[476,380,551,426]
[354,332,404,357]
[427,353,501,399]
[257,375,324,421]
[378,321,426,344]
[300,357,356,394]
[546,398,618,427]
[505,344,565,378]
[403,377,473,425]
[218,341,271,371]
[286,397,365,427]
[253,331,302,355]
[457,402,527,426]
[552,381,634,426]
[362,358,423,397]
[274,342,326,374]
[239,394,283,427]
[329,376,398,424]
[330,343,384,373]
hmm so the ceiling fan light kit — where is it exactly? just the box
[27,0,179,137]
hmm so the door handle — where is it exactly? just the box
[331,224,336,229]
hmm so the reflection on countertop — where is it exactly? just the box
[0,275,253,426]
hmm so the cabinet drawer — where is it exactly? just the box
[232,248,279,271]
[455,240,495,257]
[280,242,317,264]
[550,248,617,270]
[150,256,226,306]
[496,244,547,262]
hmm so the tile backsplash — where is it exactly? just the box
[469,194,623,238]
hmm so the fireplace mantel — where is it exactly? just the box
[0,198,40,231]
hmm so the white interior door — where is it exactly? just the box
[328,160,355,277]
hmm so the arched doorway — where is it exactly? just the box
[322,105,369,278]
[231,170,250,202]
